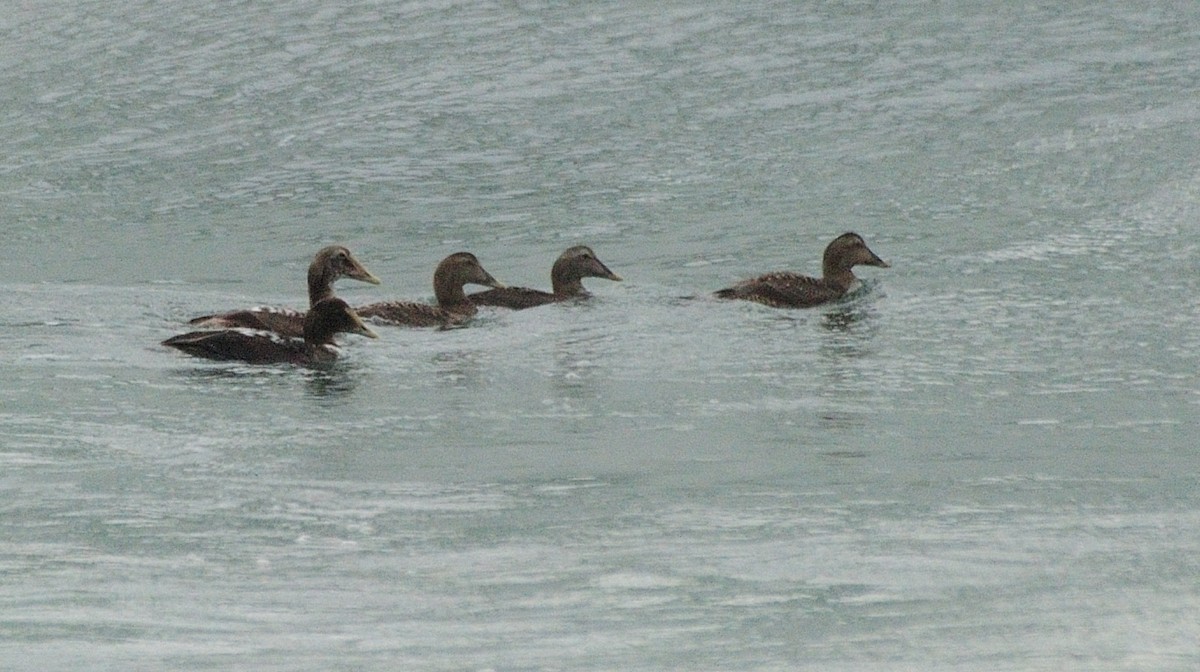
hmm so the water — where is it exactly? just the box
[2,1,1198,669]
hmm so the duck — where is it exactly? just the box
[163,298,378,366]
[186,245,381,337]
[468,245,623,309]
[355,252,504,327]
[714,232,889,308]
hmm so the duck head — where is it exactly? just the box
[823,232,889,275]
[304,297,379,344]
[551,245,623,294]
[308,245,382,304]
[434,252,505,305]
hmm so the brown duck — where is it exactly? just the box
[163,298,378,366]
[714,232,889,308]
[187,245,380,337]
[469,245,622,309]
[355,252,504,327]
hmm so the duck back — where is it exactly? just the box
[715,272,846,308]
[468,286,561,310]
[187,307,307,337]
[355,301,469,328]
[162,329,336,365]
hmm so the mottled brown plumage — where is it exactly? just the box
[355,252,504,327]
[164,298,378,366]
[714,232,889,308]
[469,245,622,309]
[187,245,381,336]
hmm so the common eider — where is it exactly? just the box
[163,297,378,366]
[469,245,622,309]
[714,232,889,308]
[355,252,503,327]
[186,245,380,337]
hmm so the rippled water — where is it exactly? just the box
[3,1,1199,670]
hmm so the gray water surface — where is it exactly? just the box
[2,1,1198,670]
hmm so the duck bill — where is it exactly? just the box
[348,261,383,285]
[350,314,379,339]
[476,270,505,289]
[594,259,623,282]
[866,249,890,268]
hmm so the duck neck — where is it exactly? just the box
[550,265,584,296]
[302,316,336,346]
[821,263,858,291]
[307,265,335,306]
[434,275,471,308]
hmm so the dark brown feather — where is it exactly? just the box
[714,233,888,309]
[355,301,469,328]
[355,252,501,327]
[468,287,561,309]
[164,298,376,366]
[187,307,307,337]
[468,246,620,310]
[185,246,379,337]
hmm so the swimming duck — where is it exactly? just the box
[468,245,623,309]
[714,232,889,308]
[355,252,504,327]
[163,298,378,366]
[187,245,381,337]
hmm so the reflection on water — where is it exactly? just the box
[5,0,1199,668]
[819,303,879,357]
[816,410,868,433]
[551,332,612,401]
[821,306,871,333]
[821,281,884,335]
[303,366,359,401]
[811,299,884,434]
[167,359,361,401]
[170,364,291,383]
[818,446,870,459]
[431,349,486,387]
